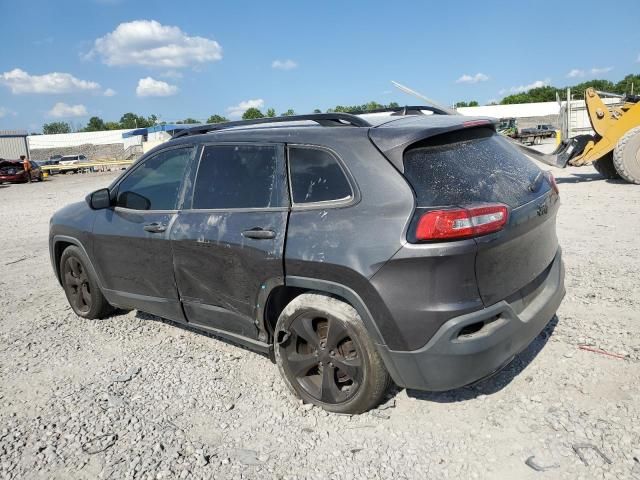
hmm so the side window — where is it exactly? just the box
[116,147,192,210]
[288,147,352,204]
[192,145,285,209]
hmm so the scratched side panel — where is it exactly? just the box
[284,134,415,348]
[171,210,287,338]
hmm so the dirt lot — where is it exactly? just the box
[1,166,639,480]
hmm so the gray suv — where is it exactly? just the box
[49,109,565,413]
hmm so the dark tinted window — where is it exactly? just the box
[403,128,546,208]
[192,145,285,209]
[289,147,352,204]
[116,147,191,210]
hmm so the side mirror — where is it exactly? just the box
[89,188,112,210]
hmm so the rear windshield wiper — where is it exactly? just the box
[528,171,544,192]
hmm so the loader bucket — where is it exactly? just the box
[505,134,594,169]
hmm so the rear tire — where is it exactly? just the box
[613,126,640,184]
[60,246,114,319]
[592,152,621,179]
[274,293,391,414]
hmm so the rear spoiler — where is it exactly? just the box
[368,118,496,172]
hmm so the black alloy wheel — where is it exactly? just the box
[63,256,92,314]
[281,312,363,404]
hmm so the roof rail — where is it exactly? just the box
[363,105,450,116]
[173,113,372,138]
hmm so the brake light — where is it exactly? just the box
[416,204,509,241]
[462,119,491,128]
[545,171,559,194]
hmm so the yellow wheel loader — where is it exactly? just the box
[519,88,640,184]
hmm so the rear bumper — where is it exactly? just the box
[0,173,28,182]
[378,250,565,391]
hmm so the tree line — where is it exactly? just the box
[41,102,404,134]
[40,73,639,134]
[499,73,640,105]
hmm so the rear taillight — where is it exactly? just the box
[415,204,509,241]
[545,171,559,194]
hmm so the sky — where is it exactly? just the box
[0,0,638,132]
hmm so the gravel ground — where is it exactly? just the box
[1,166,639,480]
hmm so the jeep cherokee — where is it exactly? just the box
[49,109,565,413]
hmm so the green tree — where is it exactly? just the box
[104,121,122,130]
[615,74,640,95]
[363,101,384,111]
[569,80,615,99]
[328,101,400,114]
[206,114,229,124]
[501,86,560,104]
[468,100,479,107]
[180,118,200,124]
[280,109,296,117]
[43,122,71,134]
[266,108,276,118]
[120,113,145,129]
[454,101,469,108]
[83,116,106,132]
[242,107,264,119]
[313,108,322,113]
[119,113,157,129]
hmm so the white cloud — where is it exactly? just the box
[226,99,265,119]
[590,66,613,75]
[567,67,613,78]
[160,70,183,79]
[456,73,489,84]
[47,102,88,118]
[103,88,117,96]
[90,20,223,68]
[136,77,178,97]
[0,107,10,118]
[0,68,100,94]
[500,78,550,95]
[272,59,298,70]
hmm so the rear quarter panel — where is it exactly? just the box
[284,130,415,346]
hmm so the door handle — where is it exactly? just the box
[241,228,276,240]
[144,222,167,233]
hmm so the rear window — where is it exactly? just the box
[192,145,286,209]
[289,147,352,204]
[403,128,546,208]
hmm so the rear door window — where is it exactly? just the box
[403,128,546,208]
[192,144,286,209]
[288,147,352,204]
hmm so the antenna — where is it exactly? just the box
[391,81,458,115]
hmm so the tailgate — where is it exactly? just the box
[474,190,559,305]
[400,126,560,307]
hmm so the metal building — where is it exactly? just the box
[0,130,30,159]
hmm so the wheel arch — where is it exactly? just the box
[51,236,103,289]
[264,276,386,347]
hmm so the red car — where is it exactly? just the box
[0,159,43,183]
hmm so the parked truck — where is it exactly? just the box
[518,124,557,145]
[497,119,557,145]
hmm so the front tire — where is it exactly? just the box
[592,152,621,179]
[274,293,391,414]
[60,246,114,319]
[613,126,640,184]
